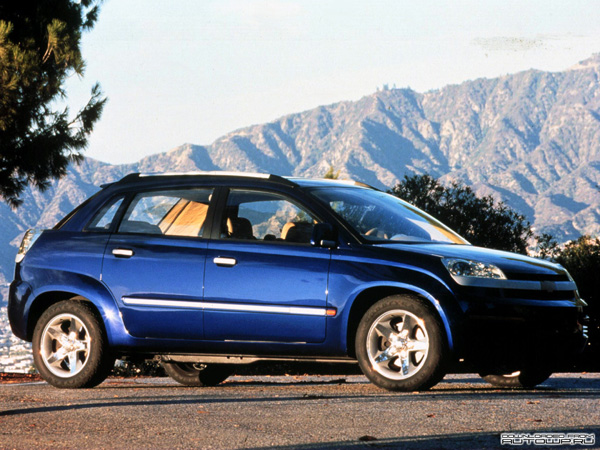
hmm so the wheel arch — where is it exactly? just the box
[344,284,455,358]
[28,291,81,340]
[26,279,125,346]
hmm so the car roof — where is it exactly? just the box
[104,172,375,190]
[286,177,375,189]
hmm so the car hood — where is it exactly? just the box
[374,243,566,277]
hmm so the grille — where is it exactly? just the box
[504,272,569,282]
[501,289,576,301]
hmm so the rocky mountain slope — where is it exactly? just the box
[2,54,600,304]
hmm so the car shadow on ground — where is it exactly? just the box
[244,426,600,450]
[1,375,599,418]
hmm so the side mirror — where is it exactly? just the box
[311,223,338,249]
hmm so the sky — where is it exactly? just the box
[65,0,600,164]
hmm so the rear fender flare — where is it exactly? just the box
[27,272,127,345]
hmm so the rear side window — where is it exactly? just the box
[118,188,213,237]
[86,197,125,231]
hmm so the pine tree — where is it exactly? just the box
[0,0,106,207]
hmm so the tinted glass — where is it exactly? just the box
[118,188,213,237]
[86,197,124,231]
[312,187,467,244]
[222,190,318,243]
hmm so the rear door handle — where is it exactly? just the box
[213,257,237,267]
[112,248,134,258]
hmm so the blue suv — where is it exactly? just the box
[8,173,587,390]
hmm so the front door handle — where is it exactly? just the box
[112,248,134,258]
[213,257,237,267]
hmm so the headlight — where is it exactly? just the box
[443,258,506,279]
[560,266,588,307]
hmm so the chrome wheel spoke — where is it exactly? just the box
[373,322,392,339]
[403,315,423,335]
[79,339,89,352]
[45,325,64,341]
[399,350,410,376]
[73,318,86,339]
[41,313,91,379]
[68,318,78,335]
[47,347,68,366]
[374,348,393,364]
[409,338,429,352]
[68,351,79,374]
[367,308,430,381]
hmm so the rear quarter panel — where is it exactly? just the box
[12,231,129,345]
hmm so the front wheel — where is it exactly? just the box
[480,369,552,388]
[32,300,114,389]
[162,362,233,387]
[355,295,448,391]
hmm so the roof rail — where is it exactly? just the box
[138,171,270,179]
[107,171,298,187]
[286,176,379,191]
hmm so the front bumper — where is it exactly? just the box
[460,298,587,372]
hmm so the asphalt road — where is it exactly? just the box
[0,373,598,450]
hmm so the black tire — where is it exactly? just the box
[32,300,114,389]
[162,362,233,387]
[480,369,552,389]
[355,295,448,391]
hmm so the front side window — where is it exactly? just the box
[312,187,468,244]
[118,188,213,237]
[221,190,318,243]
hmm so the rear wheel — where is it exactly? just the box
[480,369,552,388]
[162,362,233,387]
[355,295,447,391]
[32,301,114,389]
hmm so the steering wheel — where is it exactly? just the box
[365,227,388,239]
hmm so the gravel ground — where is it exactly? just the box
[0,373,598,450]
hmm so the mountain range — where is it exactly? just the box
[2,53,600,304]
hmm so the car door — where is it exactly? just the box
[101,187,214,339]
[204,188,332,343]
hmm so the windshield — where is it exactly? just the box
[312,187,468,245]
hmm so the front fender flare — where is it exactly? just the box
[339,280,463,357]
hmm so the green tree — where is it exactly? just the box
[534,232,560,260]
[323,165,340,180]
[390,174,533,253]
[554,236,600,306]
[0,0,106,207]
[553,236,600,367]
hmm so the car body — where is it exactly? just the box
[9,172,588,389]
